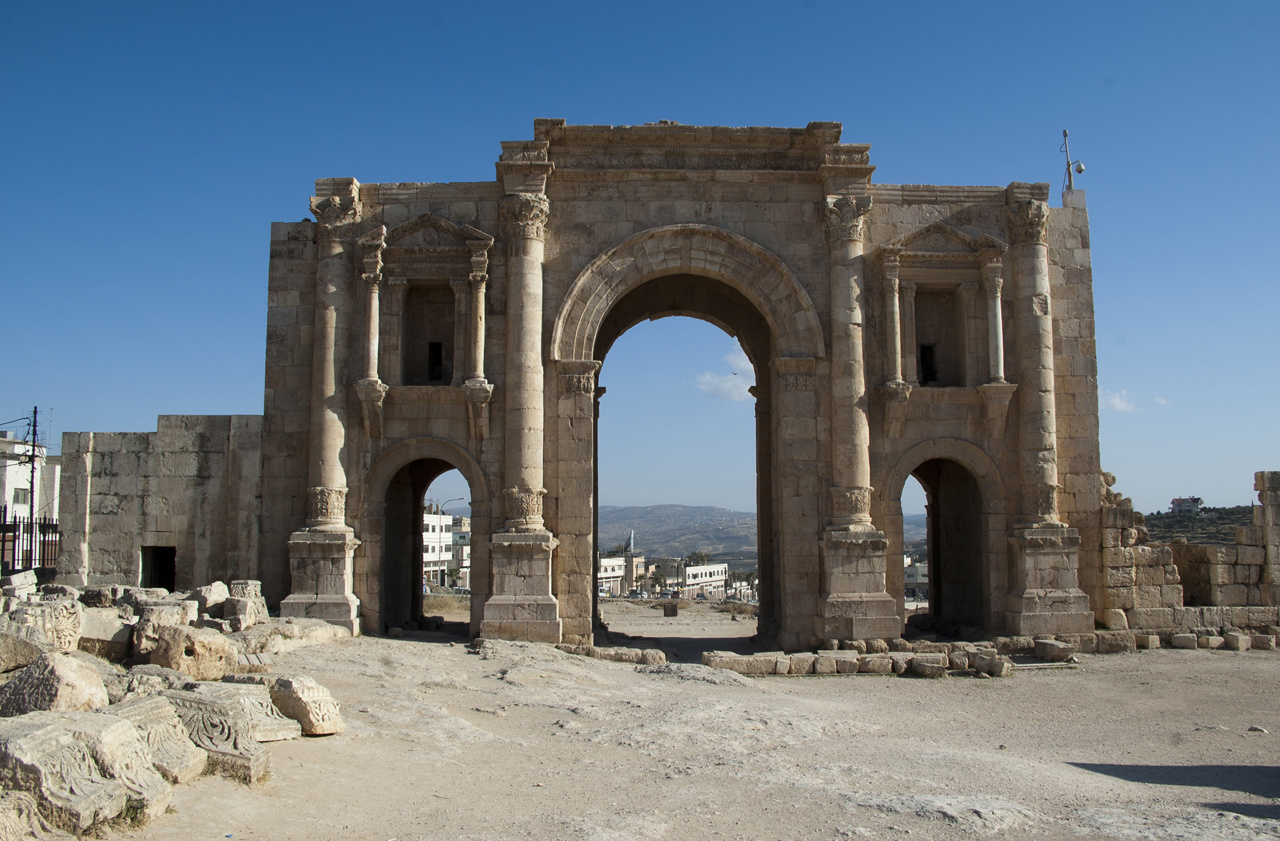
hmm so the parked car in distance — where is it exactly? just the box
[452,587,470,595]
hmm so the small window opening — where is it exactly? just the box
[141,546,177,591]
[12,488,30,506]
[919,345,938,385]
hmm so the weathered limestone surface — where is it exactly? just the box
[226,674,344,735]
[76,608,134,662]
[0,654,109,716]
[0,619,55,673]
[148,626,236,681]
[188,682,301,741]
[160,690,269,783]
[0,715,126,831]
[25,711,172,823]
[0,790,76,841]
[107,695,207,785]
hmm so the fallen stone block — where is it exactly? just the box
[1171,633,1197,649]
[858,655,893,674]
[0,618,55,673]
[0,570,37,599]
[914,641,949,654]
[1095,631,1137,654]
[148,626,236,681]
[225,674,345,736]
[909,653,948,678]
[948,651,971,670]
[1250,634,1276,651]
[132,605,187,660]
[159,690,268,783]
[1034,639,1076,662]
[106,696,207,785]
[1058,633,1097,654]
[227,581,270,629]
[994,636,1035,655]
[0,715,126,831]
[788,654,816,675]
[27,711,171,823]
[1134,634,1161,650]
[77,588,116,609]
[76,608,134,662]
[195,617,233,634]
[189,683,301,742]
[8,601,82,655]
[973,654,1013,678]
[838,639,866,653]
[227,618,351,656]
[0,789,76,840]
[813,654,837,675]
[864,639,889,654]
[1198,635,1225,649]
[1223,632,1251,651]
[888,639,915,653]
[1102,608,1128,630]
[191,582,229,619]
[0,654,109,716]
[888,652,911,674]
[835,653,861,674]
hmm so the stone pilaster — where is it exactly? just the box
[980,246,1007,384]
[355,226,387,439]
[281,183,362,634]
[1002,187,1091,635]
[482,146,561,644]
[901,281,919,386]
[819,195,897,642]
[881,246,904,385]
[450,277,469,387]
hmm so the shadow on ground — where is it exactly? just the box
[1070,762,1280,800]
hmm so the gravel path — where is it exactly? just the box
[115,603,1280,841]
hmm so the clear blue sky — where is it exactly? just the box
[3,2,1276,518]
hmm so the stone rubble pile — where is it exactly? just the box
[701,627,1280,679]
[0,578,348,835]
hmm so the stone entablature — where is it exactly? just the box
[61,120,1139,649]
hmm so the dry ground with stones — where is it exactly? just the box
[114,601,1279,841]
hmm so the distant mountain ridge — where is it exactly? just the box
[597,505,928,559]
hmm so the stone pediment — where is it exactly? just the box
[882,223,1006,270]
[385,211,492,250]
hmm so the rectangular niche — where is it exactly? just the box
[403,283,456,385]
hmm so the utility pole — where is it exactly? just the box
[29,407,38,517]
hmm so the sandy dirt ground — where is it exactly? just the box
[114,601,1280,841]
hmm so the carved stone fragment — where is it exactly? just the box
[76,607,134,662]
[27,711,171,823]
[0,715,126,831]
[107,696,207,785]
[0,618,55,673]
[227,674,344,736]
[0,654,109,716]
[0,790,75,841]
[160,690,269,783]
[189,683,300,742]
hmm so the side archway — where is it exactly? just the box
[879,439,1009,632]
[551,224,826,362]
[357,439,492,636]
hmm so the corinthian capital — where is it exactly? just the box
[824,195,873,243]
[310,195,360,241]
[1005,200,1049,245]
[500,193,551,241]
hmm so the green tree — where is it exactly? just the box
[685,549,711,566]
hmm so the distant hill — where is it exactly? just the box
[1143,505,1253,545]
[598,505,756,559]
[596,505,928,560]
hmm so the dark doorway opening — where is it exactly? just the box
[907,458,984,634]
[141,546,177,591]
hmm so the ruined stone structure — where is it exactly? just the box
[56,120,1280,650]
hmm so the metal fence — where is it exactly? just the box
[0,505,59,576]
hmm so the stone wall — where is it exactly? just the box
[58,416,262,591]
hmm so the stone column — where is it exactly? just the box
[818,195,898,643]
[355,226,388,439]
[281,186,362,635]
[980,248,1006,383]
[881,247,904,385]
[468,271,487,381]
[901,281,919,386]
[1002,189,1091,635]
[449,278,469,387]
[480,156,562,643]
[958,282,978,387]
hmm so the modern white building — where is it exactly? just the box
[0,431,59,520]
[452,515,472,588]
[598,555,625,595]
[422,505,453,587]
[682,562,728,599]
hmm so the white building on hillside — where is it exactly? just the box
[452,515,472,588]
[682,562,727,599]
[422,505,453,587]
[0,431,59,520]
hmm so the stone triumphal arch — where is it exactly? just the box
[60,120,1117,650]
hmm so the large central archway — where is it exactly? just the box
[550,225,826,647]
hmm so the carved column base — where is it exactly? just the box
[1004,524,1093,636]
[818,530,901,641]
[480,532,562,644]
[827,487,875,531]
[281,530,361,635]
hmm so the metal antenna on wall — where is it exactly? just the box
[1061,130,1085,192]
